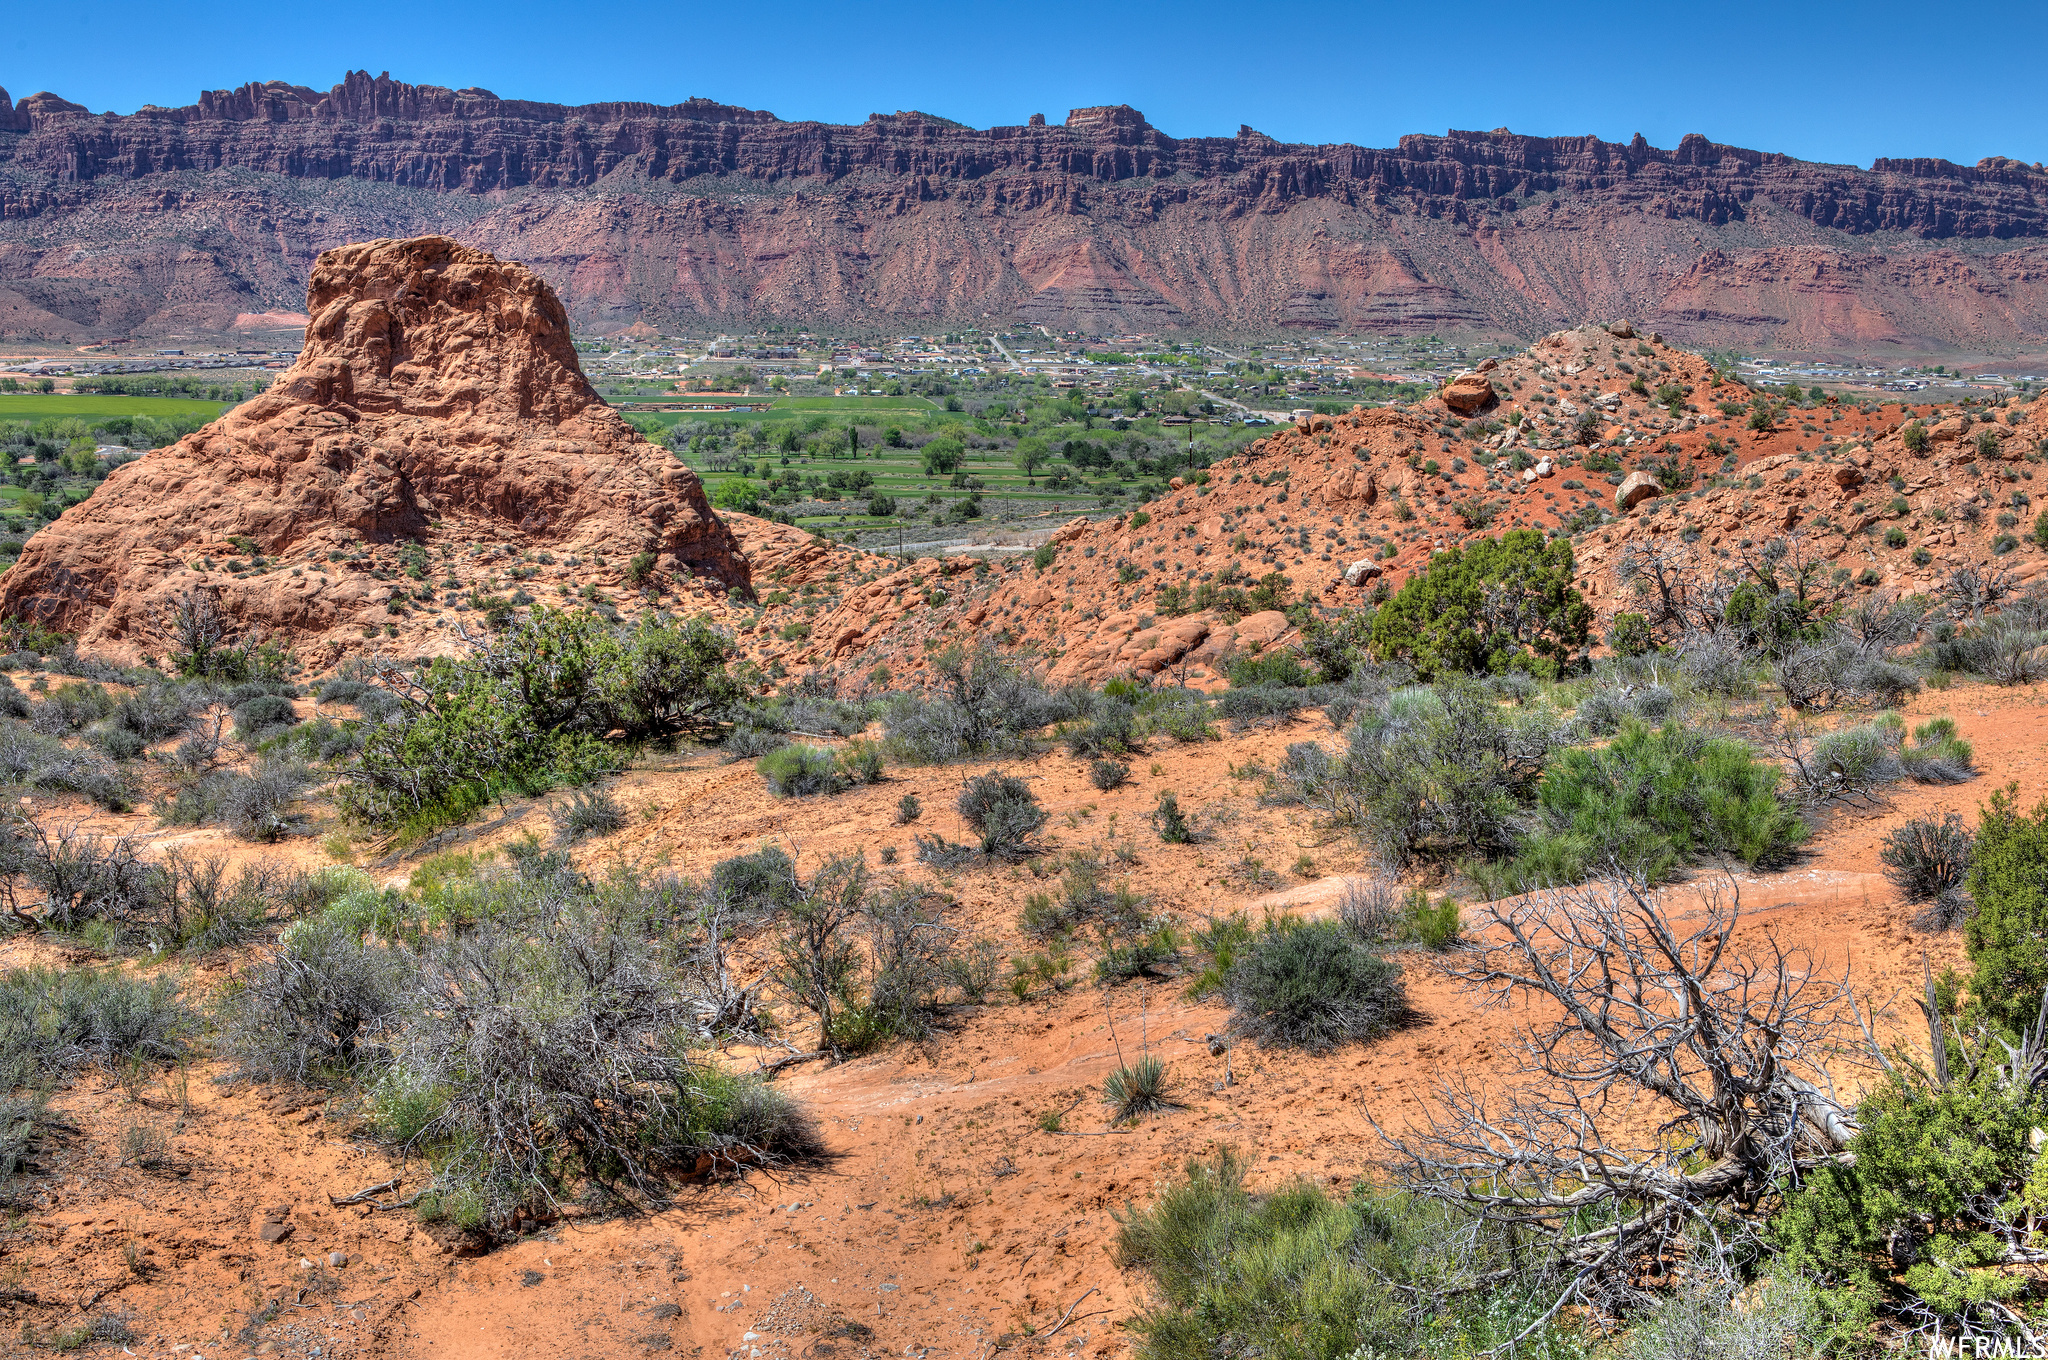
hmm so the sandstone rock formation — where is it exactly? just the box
[701,322,2048,694]
[9,72,2048,346]
[0,236,748,662]
[1615,471,1665,511]
[1440,372,1497,415]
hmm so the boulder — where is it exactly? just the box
[1832,464,1865,490]
[1050,517,1092,543]
[1607,320,1635,339]
[1440,372,1496,415]
[1615,471,1664,511]
[1234,610,1291,649]
[1343,559,1382,587]
[1928,417,1967,443]
[1323,464,1378,504]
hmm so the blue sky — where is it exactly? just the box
[7,0,2045,169]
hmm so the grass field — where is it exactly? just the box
[627,394,949,431]
[682,436,1148,534]
[0,394,230,422]
[772,396,938,411]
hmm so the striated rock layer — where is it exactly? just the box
[0,236,748,662]
[4,73,2048,348]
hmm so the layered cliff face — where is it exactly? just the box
[0,235,748,663]
[3,72,2048,347]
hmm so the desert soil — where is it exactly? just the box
[2,676,2040,1360]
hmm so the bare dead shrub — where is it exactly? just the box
[1379,875,1859,1318]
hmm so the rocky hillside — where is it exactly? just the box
[4,72,2048,346]
[746,324,2047,687]
[0,236,750,666]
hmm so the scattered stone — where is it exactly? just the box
[328,1251,348,1268]
[257,1207,294,1244]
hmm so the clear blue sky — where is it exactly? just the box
[7,0,2046,170]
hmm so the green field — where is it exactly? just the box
[0,394,231,422]
[771,395,938,411]
[679,434,1160,534]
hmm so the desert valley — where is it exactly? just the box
[0,62,2043,1360]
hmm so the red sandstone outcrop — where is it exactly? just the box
[717,324,2047,689]
[0,236,747,660]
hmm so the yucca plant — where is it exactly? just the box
[1103,1053,1179,1121]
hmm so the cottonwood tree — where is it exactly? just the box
[1376,874,1862,1324]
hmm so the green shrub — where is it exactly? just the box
[1226,650,1311,689]
[1152,791,1192,843]
[1223,918,1405,1052]
[1064,702,1138,756]
[1114,1151,1581,1360]
[956,771,1045,857]
[1965,784,2048,1033]
[1134,687,1214,744]
[233,693,298,742]
[757,744,841,797]
[1901,421,1928,453]
[1019,856,1146,940]
[1902,716,1975,782]
[0,967,194,1085]
[710,845,800,917]
[1606,611,1653,657]
[881,644,1078,764]
[215,912,407,1083]
[1089,758,1130,791]
[1485,720,1804,893]
[2034,508,2048,547]
[1031,541,1056,571]
[338,608,739,830]
[1885,526,1908,548]
[1393,888,1461,951]
[834,738,886,785]
[1265,680,1558,868]
[1102,1053,1178,1120]
[1776,1068,2043,1345]
[1368,529,1591,678]
[547,788,627,843]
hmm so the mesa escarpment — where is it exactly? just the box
[4,72,2048,346]
[0,235,749,664]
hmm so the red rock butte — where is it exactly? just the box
[0,236,749,664]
